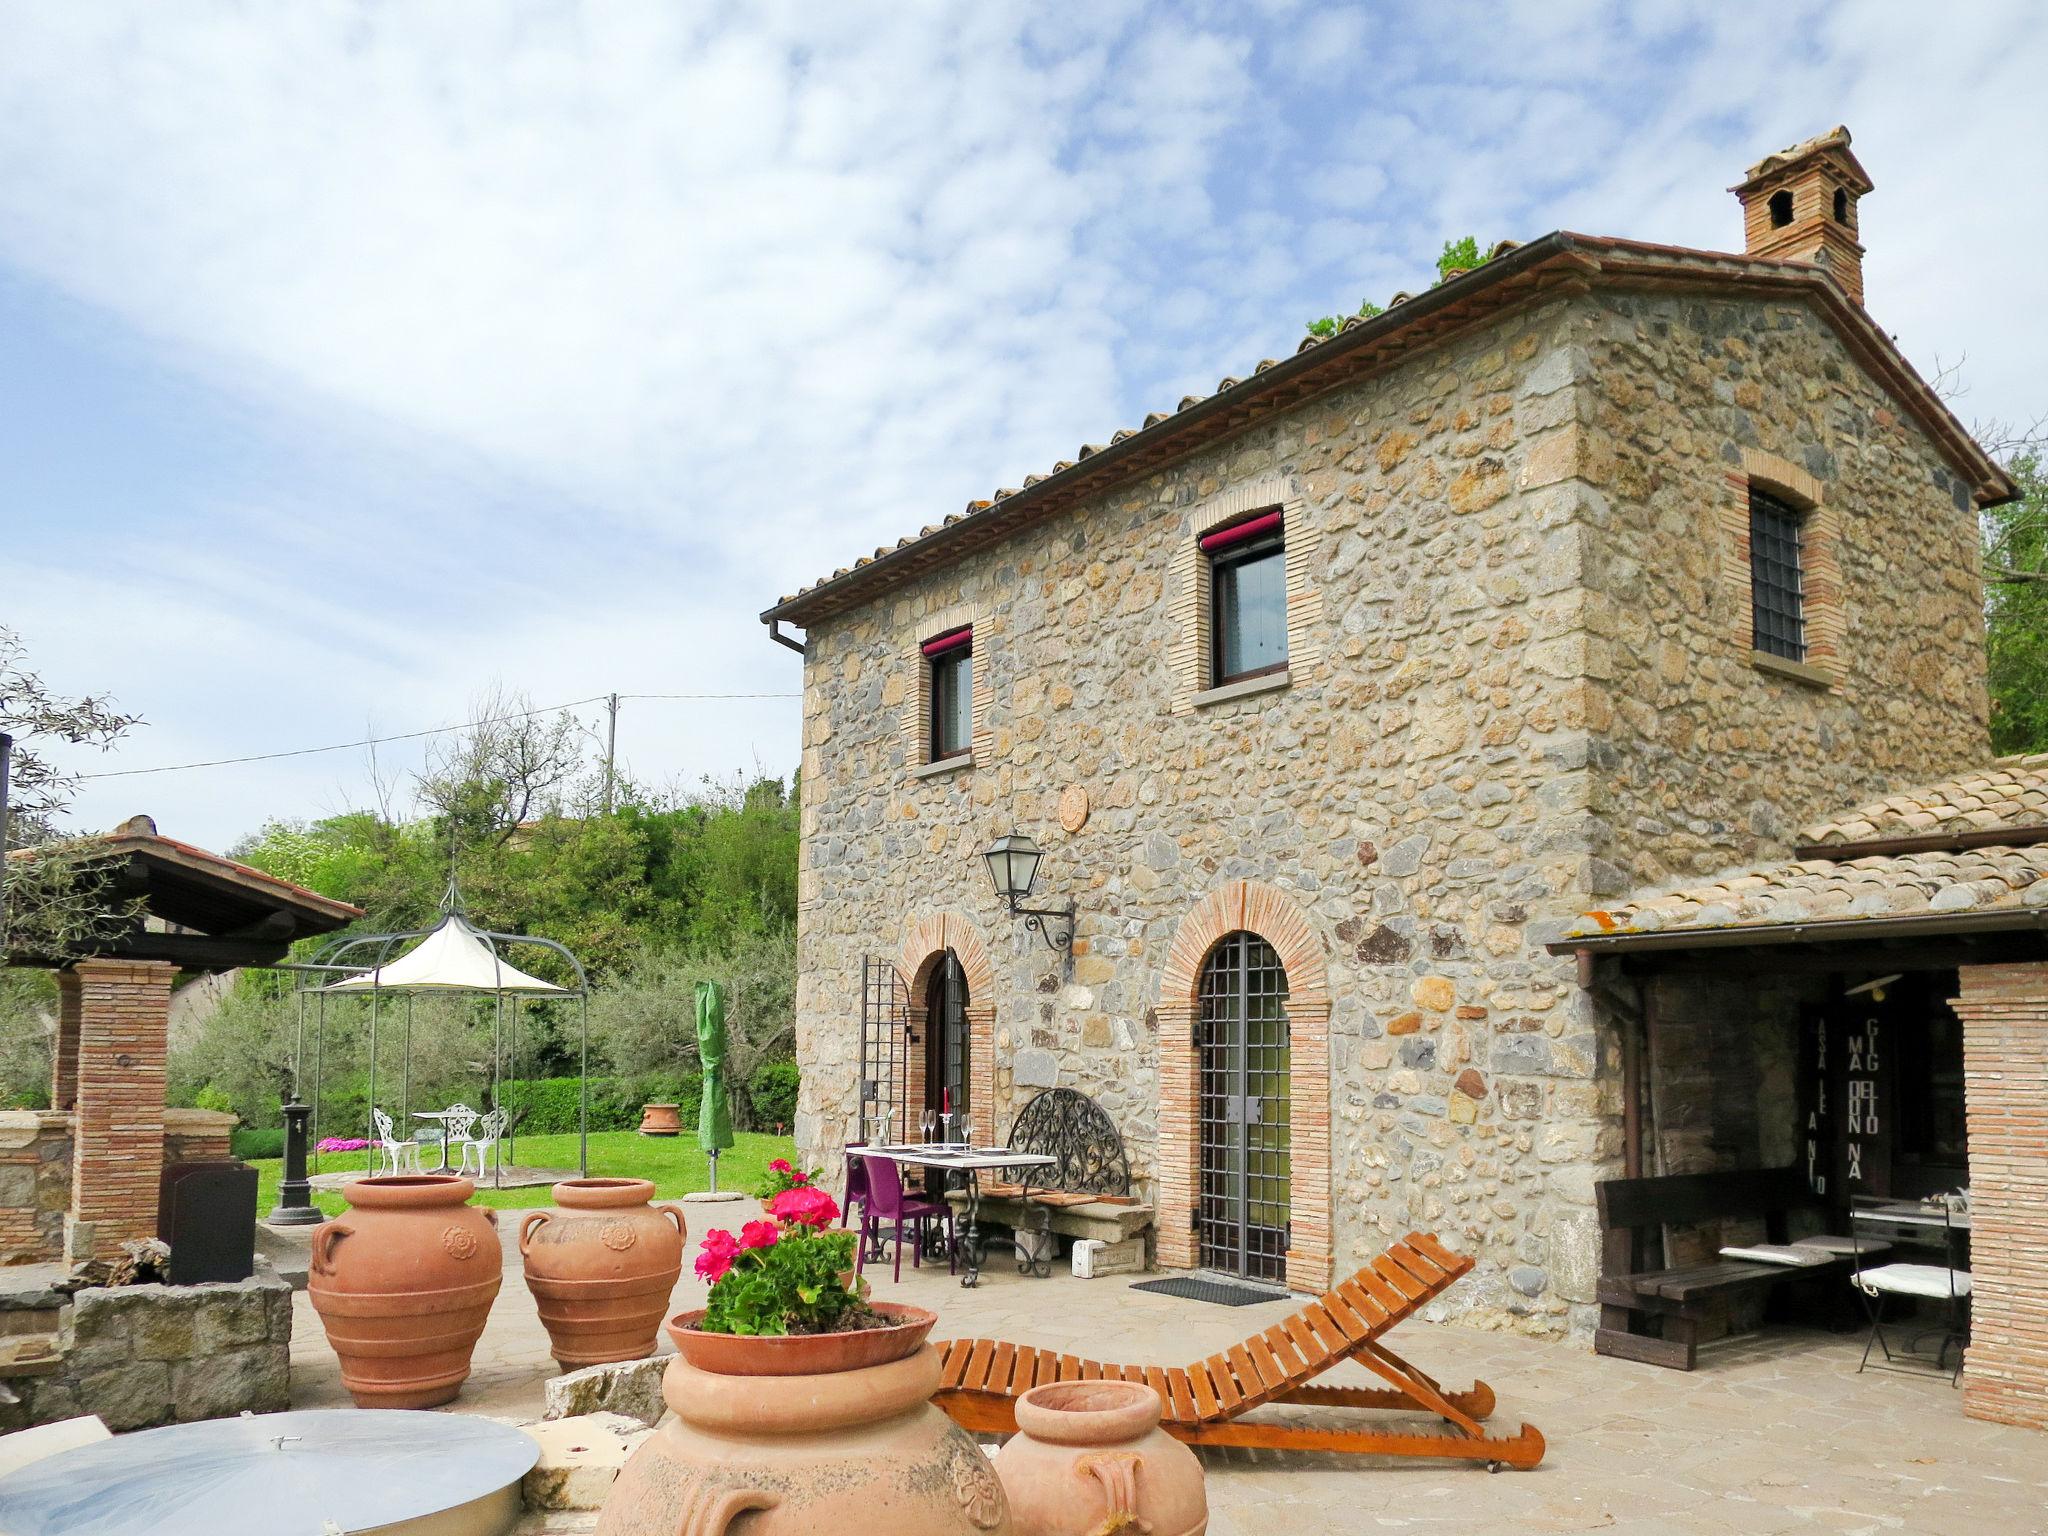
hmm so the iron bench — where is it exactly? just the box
[948,1088,1153,1272]
[1596,1165,1855,1370]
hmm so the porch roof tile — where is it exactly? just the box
[1566,844,2048,941]
[1796,753,2048,849]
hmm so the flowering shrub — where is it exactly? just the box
[751,1156,821,1202]
[317,1136,371,1152]
[695,1187,868,1336]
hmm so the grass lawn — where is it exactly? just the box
[250,1130,797,1218]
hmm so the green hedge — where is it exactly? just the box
[750,1061,799,1130]
[232,1127,286,1160]
[501,1074,702,1136]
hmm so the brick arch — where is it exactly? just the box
[1155,880,1332,1293]
[897,911,998,1146]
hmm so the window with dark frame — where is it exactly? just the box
[1748,487,1806,662]
[924,626,972,762]
[1205,512,1287,686]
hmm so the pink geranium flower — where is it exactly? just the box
[768,1158,792,1174]
[766,1185,838,1229]
[694,1227,739,1284]
[737,1220,781,1251]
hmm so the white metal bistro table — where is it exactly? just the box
[411,1109,467,1171]
[1852,1201,1972,1270]
[854,1145,1058,1287]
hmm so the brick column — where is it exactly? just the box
[66,958,177,1263]
[1154,998,1200,1272]
[1953,962,2048,1431]
[50,972,82,1111]
[966,1004,997,1148]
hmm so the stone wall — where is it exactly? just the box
[0,1113,71,1267]
[793,281,1993,1337]
[0,1263,292,1431]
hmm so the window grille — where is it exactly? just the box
[1749,488,1806,661]
[1197,931,1291,1281]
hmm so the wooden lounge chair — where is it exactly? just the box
[933,1231,1545,1469]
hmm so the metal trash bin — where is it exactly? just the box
[157,1160,259,1284]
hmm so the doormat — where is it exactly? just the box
[1129,1275,1290,1307]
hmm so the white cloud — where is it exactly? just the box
[4,1,2045,849]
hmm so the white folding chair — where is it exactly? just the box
[372,1108,421,1175]
[1851,1195,1970,1384]
[457,1107,508,1176]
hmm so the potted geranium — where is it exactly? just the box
[671,1185,933,1374]
[596,1186,1005,1536]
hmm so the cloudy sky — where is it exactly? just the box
[6,2,2045,851]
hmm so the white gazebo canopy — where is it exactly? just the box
[323,911,568,994]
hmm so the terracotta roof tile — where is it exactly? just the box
[1797,754,2048,847]
[1566,844,2048,941]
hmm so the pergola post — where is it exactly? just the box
[50,971,82,1111]
[1953,960,2048,1430]
[65,957,177,1263]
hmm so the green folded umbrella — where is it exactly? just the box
[696,980,734,1188]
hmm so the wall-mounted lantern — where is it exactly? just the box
[982,831,1075,951]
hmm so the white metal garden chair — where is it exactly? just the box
[371,1108,422,1175]
[456,1107,508,1176]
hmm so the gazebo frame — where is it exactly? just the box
[287,884,591,1183]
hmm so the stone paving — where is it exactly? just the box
[282,1211,2048,1535]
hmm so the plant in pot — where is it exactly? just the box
[595,1187,1010,1536]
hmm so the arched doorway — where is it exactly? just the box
[1157,879,1332,1291]
[924,949,971,1132]
[1198,932,1292,1281]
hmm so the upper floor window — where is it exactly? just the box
[1749,487,1806,662]
[1204,511,1287,685]
[923,625,973,760]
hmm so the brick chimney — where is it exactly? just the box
[1730,125,1874,305]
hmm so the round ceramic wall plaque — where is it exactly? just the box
[1058,785,1089,833]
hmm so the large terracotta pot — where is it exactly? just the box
[306,1174,502,1409]
[595,1317,1009,1536]
[638,1103,681,1136]
[520,1178,686,1368]
[994,1379,1206,1536]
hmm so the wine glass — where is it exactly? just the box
[920,1109,937,1144]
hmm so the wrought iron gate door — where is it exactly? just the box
[1197,932,1291,1281]
[925,951,969,1120]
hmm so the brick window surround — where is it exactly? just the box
[896,912,998,1149]
[1155,879,1332,1292]
[1169,475,1323,714]
[1952,961,2048,1430]
[902,603,994,771]
[1719,449,1842,688]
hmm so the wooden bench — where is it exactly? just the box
[949,1088,1154,1258]
[1596,1166,1854,1370]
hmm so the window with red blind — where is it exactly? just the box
[1202,512,1286,684]
[922,626,973,760]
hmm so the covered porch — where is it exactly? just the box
[1554,756,2048,1430]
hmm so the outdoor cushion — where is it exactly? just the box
[1791,1234,1890,1256]
[1853,1263,1971,1299]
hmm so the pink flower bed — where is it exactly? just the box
[317,1136,371,1152]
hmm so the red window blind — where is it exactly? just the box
[1199,510,1283,553]
[921,625,972,658]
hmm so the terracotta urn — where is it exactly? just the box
[306,1174,502,1409]
[520,1178,687,1368]
[638,1103,681,1136]
[994,1379,1207,1536]
[595,1307,1009,1536]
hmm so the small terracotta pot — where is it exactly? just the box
[520,1178,686,1368]
[595,1341,1009,1536]
[995,1379,1207,1536]
[306,1174,502,1409]
[638,1103,681,1136]
[668,1301,935,1377]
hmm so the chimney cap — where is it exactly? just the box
[1731,125,1873,196]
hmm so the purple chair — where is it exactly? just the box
[854,1153,955,1283]
[840,1143,870,1230]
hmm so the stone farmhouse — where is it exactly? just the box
[762,128,2048,1426]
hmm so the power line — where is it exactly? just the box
[76,691,799,780]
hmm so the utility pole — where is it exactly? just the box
[602,694,619,815]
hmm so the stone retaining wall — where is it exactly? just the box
[0,1108,238,1266]
[0,1263,292,1431]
